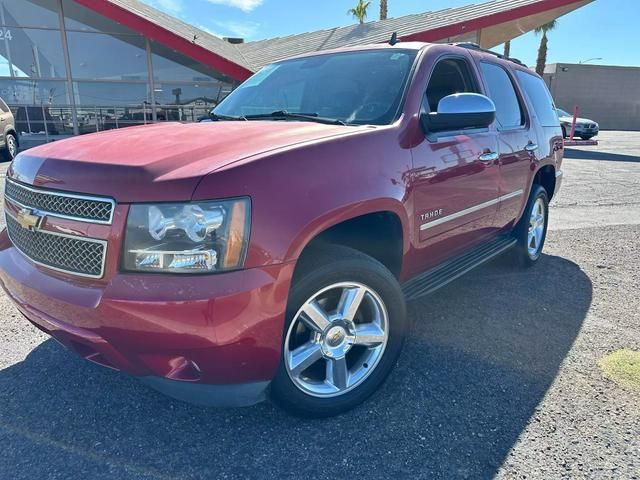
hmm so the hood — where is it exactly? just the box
[559,116,597,125]
[10,121,364,202]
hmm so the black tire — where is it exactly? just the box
[1,133,17,161]
[270,245,407,418]
[511,185,549,268]
[561,126,567,138]
[580,135,594,141]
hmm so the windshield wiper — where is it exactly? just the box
[243,110,346,126]
[209,112,247,121]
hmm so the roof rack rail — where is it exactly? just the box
[451,42,526,67]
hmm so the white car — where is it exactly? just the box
[557,108,599,140]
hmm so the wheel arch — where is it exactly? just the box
[286,200,409,280]
[533,164,556,201]
[4,127,18,146]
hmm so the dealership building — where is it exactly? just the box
[4,0,593,140]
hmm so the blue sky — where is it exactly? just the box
[142,0,639,67]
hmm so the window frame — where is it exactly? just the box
[478,60,530,132]
[423,54,482,112]
[422,53,490,140]
[515,69,560,127]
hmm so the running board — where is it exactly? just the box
[402,236,517,300]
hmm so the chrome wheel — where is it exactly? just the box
[284,281,389,398]
[7,135,17,159]
[527,197,545,258]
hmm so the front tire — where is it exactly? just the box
[270,245,407,417]
[511,185,549,268]
[1,133,17,161]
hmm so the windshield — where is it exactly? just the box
[557,109,571,117]
[213,49,418,125]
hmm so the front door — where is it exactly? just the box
[409,55,501,276]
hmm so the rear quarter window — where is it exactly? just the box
[515,71,559,127]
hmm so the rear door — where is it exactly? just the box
[477,61,535,229]
[410,54,501,274]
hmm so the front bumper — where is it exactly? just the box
[565,123,599,136]
[0,229,294,406]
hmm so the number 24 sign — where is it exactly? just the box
[0,29,13,41]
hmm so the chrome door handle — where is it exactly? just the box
[525,142,538,152]
[478,152,498,163]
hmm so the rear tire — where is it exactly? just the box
[270,245,407,418]
[510,185,549,268]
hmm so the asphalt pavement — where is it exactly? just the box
[0,131,638,479]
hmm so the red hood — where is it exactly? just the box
[9,121,363,202]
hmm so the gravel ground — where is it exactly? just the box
[0,131,638,479]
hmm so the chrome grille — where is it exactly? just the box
[5,214,106,278]
[5,179,114,224]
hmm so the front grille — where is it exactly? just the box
[5,179,114,223]
[6,214,106,278]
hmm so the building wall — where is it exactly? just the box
[1,0,237,138]
[544,63,640,131]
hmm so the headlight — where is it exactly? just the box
[123,198,250,273]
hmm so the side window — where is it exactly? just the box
[425,58,478,113]
[515,70,559,127]
[480,62,524,129]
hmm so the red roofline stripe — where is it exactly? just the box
[75,0,586,81]
[73,0,254,81]
[401,0,587,43]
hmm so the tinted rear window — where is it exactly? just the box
[516,71,559,127]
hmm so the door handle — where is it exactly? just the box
[478,152,498,163]
[525,142,538,152]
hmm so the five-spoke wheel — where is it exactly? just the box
[284,282,389,397]
[527,197,546,258]
[512,184,549,266]
[270,245,406,417]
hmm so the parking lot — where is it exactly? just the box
[0,131,638,479]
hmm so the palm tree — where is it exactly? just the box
[503,40,511,58]
[348,0,371,24]
[380,0,388,20]
[534,20,558,76]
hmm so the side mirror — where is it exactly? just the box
[421,93,496,134]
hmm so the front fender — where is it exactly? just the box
[192,126,412,270]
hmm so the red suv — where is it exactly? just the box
[0,42,563,417]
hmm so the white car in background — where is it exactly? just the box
[557,108,599,140]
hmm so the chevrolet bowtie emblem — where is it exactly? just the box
[16,208,43,231]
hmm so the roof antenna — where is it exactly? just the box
[389,32,398,46]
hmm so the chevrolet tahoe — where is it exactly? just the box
[0,42,564,417]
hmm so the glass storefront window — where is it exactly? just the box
[61,0,138,34]
[0,39,10,76]
[73,81,149,107]
[0,0,60,29]
[152,82,228,106]
[67,31,148,81]
[151,41,234,83]
[0,78,69,104]
[4,27,65,78]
